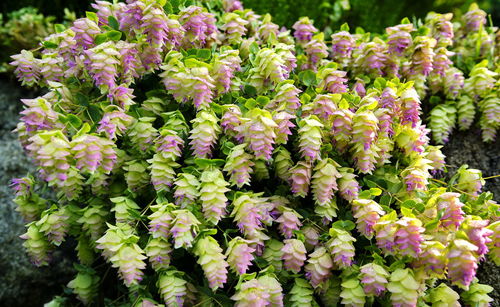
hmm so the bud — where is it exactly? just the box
[461,279,494,307]
[276,209,302,239]
[67,270,100,305]
[145,236,172,270]
[157,270,188,307]
[173,173,200,207]
[327,227,356,268]
[305,247,333,288]
[352,199,385,239]
[426,283,459,307]
[223,144,255,187]
[289,278,315,306]
[282,239,307,273]
[360,263,389,296]
[170,210,201,249]
[20,222,51,266]
[225,237,255,275]
[387,268,420,307]
[189,111,221,158]
[340,277,366,307]
[289,161,312,198]
[193,236,229,291]
[298,116,323,161]
[231,279,270,306]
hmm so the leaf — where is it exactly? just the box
[256,96,270,107]
[76,92,89,107]
[66,114,83,129]
[107,30,122,41]
[369,188,382,196]
[86,12,98,24]
[358,190,372,199]
[401,199,416,209]
[355,27,365,34]
[54,24,65,33]
[249,42,260,54]
[127,208,144,221]
[380,194,392,207]
[197,49,212,61]
[373,77,386,90]
[108,16,120,30]
[243,85,257,97]
[163,2,173,14]
[194,159,226,169]
[298,70,317,87]
[331,220,356,231]
[42,41,58,49]
[87,105,102,123]
[94,34,107,45]
[340,22,350,32]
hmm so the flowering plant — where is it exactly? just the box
[10,0,498,306]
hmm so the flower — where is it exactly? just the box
[193,236,229,290]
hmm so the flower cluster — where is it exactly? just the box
[10,1,498,306]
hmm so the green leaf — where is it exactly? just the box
[425,219,439,231]
[243,85,257,97]
[249,42,260,54]
[256,96,270,107]
[401,17,411,24]
[108,16,120,30]
[54,24,65,33]
[94,34,107,45]
[87,105,102,123]
[380,194,392,207]
[340,23,350,32]
[163,2,173,14]
[86,12,98,24]
[127,208,144,221]
[194,159,225,169]
[373,77,386,90]
[369,188,382,196]
[400,207,414,218]
[197,49,212,61]
[331,220,356,231]
[358,190,372,199]
[66,114,83,129]
[156,0,167,6]
[298,70,317,87]
[107,30,122,41]
[244,98,257,110]
[355,27,365,34]
[42,41,58,49]
[401,199,416,209]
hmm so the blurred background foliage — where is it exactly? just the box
[0,0,497,56]
[242,0,499,33]
[0,0,497,32]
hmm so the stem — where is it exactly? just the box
[430,178,476,197]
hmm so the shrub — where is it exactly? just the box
[10,0,498,306]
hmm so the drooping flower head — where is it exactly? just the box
[292,17,318,44]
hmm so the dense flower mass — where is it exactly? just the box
[10,1,498,306]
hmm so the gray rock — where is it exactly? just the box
[0,80,74,307]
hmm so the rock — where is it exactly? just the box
[441,128,500,304]
[0,79,74,306]
[441,128,500,201]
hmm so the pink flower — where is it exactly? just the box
[276,210,303,239]
[281,239,307,273]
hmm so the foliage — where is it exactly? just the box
[0,7,74,72]
[10,0,499,306]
